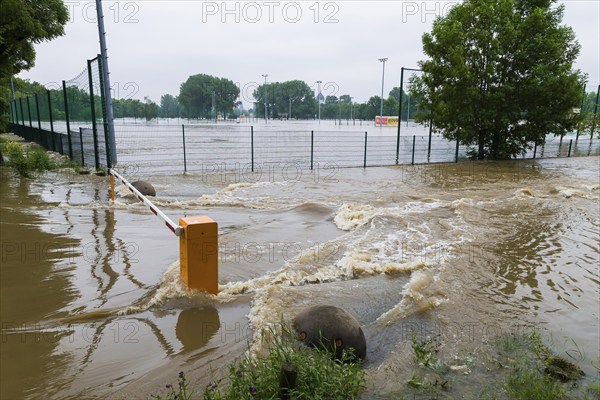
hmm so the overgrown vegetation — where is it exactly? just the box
[153,329,365,400]
[0,140,78,177]
[498,331,593,400]
[404,331,596,400]
[152,329,599,399]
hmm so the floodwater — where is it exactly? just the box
[1,148,599,398]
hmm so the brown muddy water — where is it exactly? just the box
[1,157,599,399]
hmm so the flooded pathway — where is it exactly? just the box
[1,156,598,398]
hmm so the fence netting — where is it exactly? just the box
[109,123,599,177]
[10,56,110,169]
[9,67,599,176]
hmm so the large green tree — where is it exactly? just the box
[253,80,316,119]
[412,0,584,159]
[178,74,239,119]
[158,94,181,118]
[0,0,68,131]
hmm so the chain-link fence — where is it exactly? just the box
[9,55,110,169]
[109,123,599,176]
[9,66,599,175]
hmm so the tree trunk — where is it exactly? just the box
[478,130,485,160]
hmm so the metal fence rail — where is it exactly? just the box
[8,55,109,170]
[8,63,599,176]
[107,124,598,175]
[9,111,599,174]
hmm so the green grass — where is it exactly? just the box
[153,330,597,400]
[402,330,594,400]
[1,141,80,177]
[497,331,590,400]
[506,366,568,400]
[411,334,441,369]
[153,329,365,400]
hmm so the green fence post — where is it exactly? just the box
[79,127,85,166]
[363,132,368,168]
[87,58,100,169]
[97,55,111,168]
[34,93,42,129]
[26,96,33,127]
[47,90,56,152]
[427,119,433,162]
[34,93,43,147]
[395,67,404,165]
[541,143,545,158]
[9,100,14,126]
[558,133,564,156]
[575,83,586,143]
[11,99,16,125]
[455,139,459,162]
[19,97,25,126]
[62,80,73,160]
[182,124,187,173]
[533,141,537,159]
[568,139,573,157]
[251,125,254,172]
[310,130,314,170]
[411,135,416,165]
[19,98,25,126]
[590,85,599,139]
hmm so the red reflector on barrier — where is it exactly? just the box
[166,222,175,233]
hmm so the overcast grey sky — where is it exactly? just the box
[19,0,600,107]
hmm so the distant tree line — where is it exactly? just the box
[10,73,598,139]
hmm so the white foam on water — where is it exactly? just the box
[375,270,447,326]
[120,262,236,315]
[124,198,473,355]
[58,200,138,210]
[149,180,293,210]
[555,186,595,199]
[116,183,135,198]
[513,187,548,199]
[333,201,447,231]
[333,204,377,230]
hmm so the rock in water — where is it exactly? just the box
[131,180,156,197]
[292,305,366,360]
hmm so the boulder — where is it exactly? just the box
[292,305,366,361]
[131,180,156,197]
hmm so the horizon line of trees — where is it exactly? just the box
[9,75,599,133]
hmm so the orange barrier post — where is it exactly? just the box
[179,216,219,294]
[110,169,219,293]
[110,174,115,202]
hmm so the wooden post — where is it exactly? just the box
[279,362,298,400]
[110,174,115,202]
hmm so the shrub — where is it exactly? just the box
[1,141,58,177]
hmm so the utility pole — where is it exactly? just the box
[378,58,388,127]
[317,80,322,124]
[261,74,268,123]
[95,0,117,164]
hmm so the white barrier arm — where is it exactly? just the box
[109,168,183,236]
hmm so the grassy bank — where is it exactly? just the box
[153,329,365,400]
[0,136,80,177]
[153,330,598,399]
[403,331,597,400]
